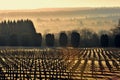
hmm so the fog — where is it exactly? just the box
[0,7,120,34]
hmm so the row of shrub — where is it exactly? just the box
[44,32,120,48]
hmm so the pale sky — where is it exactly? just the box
[0,0,120,10]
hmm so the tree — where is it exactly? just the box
[111,19,120,35]
[80,28,99,47]
[59,32,68,47]
[114,35,120,47]
[0,36,6,46]
[9,35,18,46]
[0,19,42,46]
[45,34,55,47]
[100,34,109,47]
[110,19,120,47]
[21,35,29,46]
[34,33,42,46]
[71,31,80,47]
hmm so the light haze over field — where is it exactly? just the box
[0,0,119,34]
[0,0,119,10]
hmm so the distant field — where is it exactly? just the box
[0,7,120,34]
[0,48,120,80]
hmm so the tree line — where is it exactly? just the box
[0,19,42,46]
[43,31,120,48]
[0,19,120,47]
[43,19,120,48]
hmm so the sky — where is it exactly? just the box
[0,0,120,10]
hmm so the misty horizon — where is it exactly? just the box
[0,7,119,34]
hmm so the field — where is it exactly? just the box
[0,47,120,80]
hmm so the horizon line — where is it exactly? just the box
[0,6,120,11]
